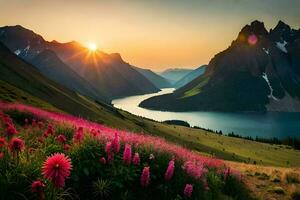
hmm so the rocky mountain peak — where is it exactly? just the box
[237,20,268,43]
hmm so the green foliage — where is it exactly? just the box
[93,179,113,199]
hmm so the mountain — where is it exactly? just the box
[140,20,300,112]
[0,41,121,118]
[0,25,159,100]
[173,65,207,89]
[159,68,193,84]
[133,66,171,88]
[31,49,108,103]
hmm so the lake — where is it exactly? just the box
[112,88,300,139]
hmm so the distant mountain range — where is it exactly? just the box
[140,20,300,112]
[0,25,159,101]
[133,66,172,88]
[173,65,206,89]
[159,68,193,84]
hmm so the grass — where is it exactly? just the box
[182,76,209,98]
[1,80,300,167]
[226,161,300,200]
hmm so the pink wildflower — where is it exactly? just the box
[184,184,193,198]
[37,121,44,129]
[111,132,120,153]
[31,179,45,193]
[164,159,175,181]
[44,124,55,137]
[73,127,84,142]
[32,119,37,127]
[56,134,67,144]
[105,142,112,153]
[90,129,98,137]
[182,161,207,179]
[107,152,114,163]
[123,144,132,165]
[6,125,18,136]
[100,157,106,165]
[63,144,71,151]
[9,137,25,152]
[133,153,140,166]
[140,167,150,187]
[42,153,72,188]
[0,137,6,147]
[105,142,114,163]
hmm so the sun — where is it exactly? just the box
[88,43,97,51]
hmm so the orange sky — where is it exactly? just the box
[0,0,300,71]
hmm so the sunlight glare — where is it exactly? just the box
[88,43,97,51]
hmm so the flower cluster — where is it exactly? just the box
[0,102,241,199]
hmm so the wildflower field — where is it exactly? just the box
[0,103,251,200]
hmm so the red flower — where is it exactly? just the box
[123,144,132,165]
[133,153,140,166]
[56,134,67,144]
[0,137,6,147]
[111,132,120,153]
[44,124,55,137]
[184,184,193,198]
[9,138,25,152]
[32,119,37,127]
[105,142,114,163]
[6,125,18,136]
[63,144,71,151]
[100,157,106,165]
[105,142,112,153]
[164,160,175,181]
[73,127,84,142]
[0,152,4,159]
[38,121,44,129]
[31,180,45,193]
[140,167,150,187]
[42,153,72,188]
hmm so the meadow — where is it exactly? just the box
[0,102,249,200]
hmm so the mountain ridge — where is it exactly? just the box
[140,20,300,112]
[0,25,159,100]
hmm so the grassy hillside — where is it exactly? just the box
[1,78,299,167]
[0,42,299,168]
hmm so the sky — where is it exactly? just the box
[0,0,300,71]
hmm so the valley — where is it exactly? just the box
[0,3,300,197]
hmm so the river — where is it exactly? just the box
[112,88,300,139]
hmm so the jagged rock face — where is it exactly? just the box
[140,20,300,112]
[0,25,159,100]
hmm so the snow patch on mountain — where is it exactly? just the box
[262,48,269,55]
[23,45,30,54]
[276,41,288,53]
[14,49,21,55]
[262,73,278,101]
